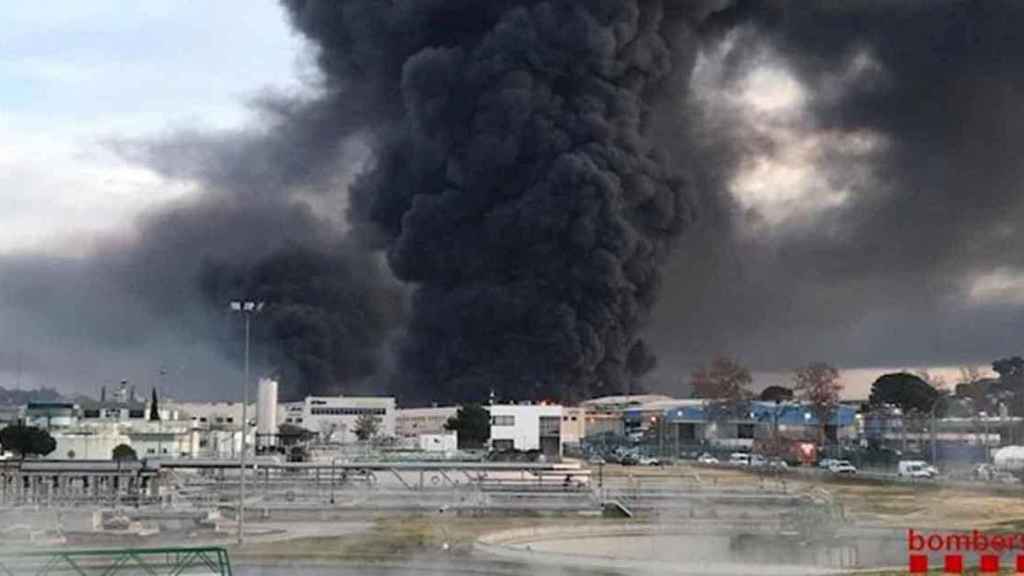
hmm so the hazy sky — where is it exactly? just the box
[0,1,304,254]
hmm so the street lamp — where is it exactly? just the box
[229,300,263,545]
[929,396,946,467]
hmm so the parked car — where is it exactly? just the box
[587,456,606,465]
[750,454,768,467]
[818,458,837,469]
[828,460,857,475]
[696,453,719,465]
[729,452,751,466]
[768,458,790,470]
[619,453,640,466]
[638,456,661,466]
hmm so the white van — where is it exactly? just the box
[898,460,937,479]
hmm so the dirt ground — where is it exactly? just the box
[601,462,1024,531]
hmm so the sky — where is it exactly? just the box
[0,1,1019,401]
[0,1,308,398]
[0,1,305,254]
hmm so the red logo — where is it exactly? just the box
[908,529,1021,573]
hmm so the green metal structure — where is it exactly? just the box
[0,547,232,576]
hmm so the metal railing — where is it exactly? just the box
[0,547,232,576]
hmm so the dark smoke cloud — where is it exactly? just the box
[283,0,704,402]
[0,94,405,401]
[7,0,1024,404]
[647,0,1024,391]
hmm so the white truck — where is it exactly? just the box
[898,460,937,479]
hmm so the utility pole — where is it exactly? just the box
[230,300,263,545]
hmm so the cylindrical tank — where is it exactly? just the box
[993,445,1024,474]
[257,378,279,444]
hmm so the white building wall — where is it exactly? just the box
[489,404,563,451]
[52,429,129,460]
[418,433,458,453]
[172,401,254,429]
[396,406,458,437]
[560,407,586,445]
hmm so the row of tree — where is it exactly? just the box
[689,357,844,439]
[689,354,1024,424]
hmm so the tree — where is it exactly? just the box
[149,388,160,421]
[0,423,56,460]
[690,356,753,400]
[993,356,1024,382]
[760,386,794,402]
[112,444,137,462]
[869,372,939,414]
[354,413,379,441]
[792,363,843,444]
[444,404,490,449]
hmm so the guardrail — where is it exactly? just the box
[0,547,232,576]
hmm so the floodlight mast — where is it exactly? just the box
[229,299,262,545]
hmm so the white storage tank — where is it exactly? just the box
[257,378,279,444]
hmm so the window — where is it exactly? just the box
[491,415,515,426]
[539,416,560,436]
[226,417,234,423]
[737,423,755,439]
[310,406,387,416]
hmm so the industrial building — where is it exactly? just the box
[489,403,563,458]
[281,395,396,443]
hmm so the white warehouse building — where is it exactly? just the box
[281,396,396,444]
[489,403,563,458]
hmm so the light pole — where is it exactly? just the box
[930,396,945,467]
[230,300,263,545]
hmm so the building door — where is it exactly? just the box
[540,436,561,459]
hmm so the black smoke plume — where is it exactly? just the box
[283,0,702,402]
[647,1,1024,389]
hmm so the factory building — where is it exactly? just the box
[281,396,396,443]
[636,400,860,451]
[489,403,563,458]
[24,402,78,429]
